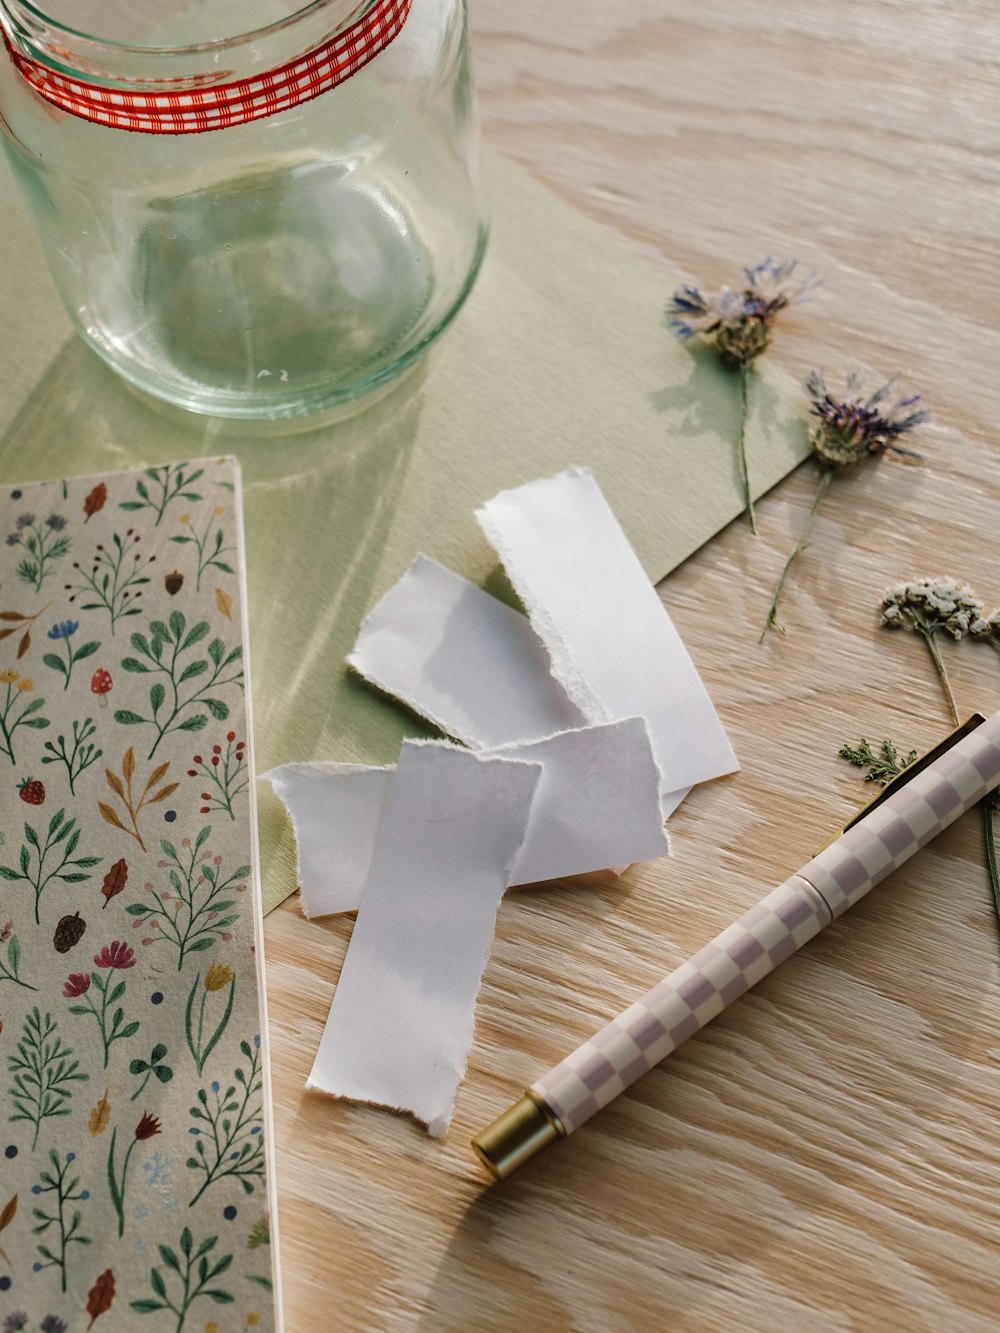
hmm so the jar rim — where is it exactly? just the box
[3,0,362,56]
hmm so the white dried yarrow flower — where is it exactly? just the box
[881,577,987,640]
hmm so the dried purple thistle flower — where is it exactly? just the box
[806,371,928,466]
[669,258,820,533]
[763,371,929,639]
[670,259,819,360]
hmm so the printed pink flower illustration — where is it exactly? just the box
[93,940,136,970]
[63,972,91,998]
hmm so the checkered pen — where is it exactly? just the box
[472,710,1000,1179]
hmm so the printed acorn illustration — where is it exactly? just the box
[54,910,87,952]
[18,776,44,805]
[165,570,184,595]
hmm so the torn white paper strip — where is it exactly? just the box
[347,553,586,747]
[267,717,668,917]
[264,762,393,917]
[475,467,739,802]
[307,741,542,1136]
[501,717,668,882]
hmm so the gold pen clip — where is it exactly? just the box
[814,712,988,854]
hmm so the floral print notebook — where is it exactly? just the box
[0,458,278,1333]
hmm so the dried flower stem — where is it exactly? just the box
[762,467,833,639]
[738,361,757,535]
[919,629,960,726]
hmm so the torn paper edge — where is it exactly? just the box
[306,742,542,1136]
[263,761,394,918]
[475,466,739,802]
[347,553,586,748]
[268,717,669,918]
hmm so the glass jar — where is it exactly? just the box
[0,0,486,420]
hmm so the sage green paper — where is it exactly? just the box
[0,149,810,913]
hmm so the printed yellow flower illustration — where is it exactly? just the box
[15,676,33,691]
[204,962,234,992]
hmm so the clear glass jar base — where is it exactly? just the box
[76,219,488,427]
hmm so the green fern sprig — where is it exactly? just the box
[838,737,918,786]
[8,1007,88,1149]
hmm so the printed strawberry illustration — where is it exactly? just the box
[17,776,44,805]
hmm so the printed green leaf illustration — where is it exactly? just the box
[126,826,247,971]
[31,1148,91,1293]
[0,808,101,923]
[187,1036,265,1205]
[42,716,103,795]
[130,1225,234,1324]
[0,931,36,989]
[115,612,243,758]
[169,507,236,591]
[119,463,204,526]
[8,1007,88,1149]
[67,529,154,633]
[0,672,50,765]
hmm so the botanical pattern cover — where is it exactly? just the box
[0,458,277,1332]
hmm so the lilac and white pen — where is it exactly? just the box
[473,711,1000,1179]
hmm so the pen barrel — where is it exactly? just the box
[532,711,1000,1138]
[532,875,832,1133]
[799,710,1000,919]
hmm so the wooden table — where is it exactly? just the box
[266,3,1000,1329]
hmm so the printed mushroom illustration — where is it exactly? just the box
[91,666,113,708]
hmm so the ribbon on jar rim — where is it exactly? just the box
[1,0,413,135]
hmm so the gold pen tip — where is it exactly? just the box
[471,1092,564,1181]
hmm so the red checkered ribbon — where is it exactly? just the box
[3,0,413,134]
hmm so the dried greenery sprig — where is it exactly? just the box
[763,373,928,638]
[670,258,819,534]
[839,737,918,786]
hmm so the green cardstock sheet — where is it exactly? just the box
[0,457,279,1329]
[0,148,812,916]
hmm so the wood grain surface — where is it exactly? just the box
[265,3,1000,1330]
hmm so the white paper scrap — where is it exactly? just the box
[475,467,739,802]
[268,718,668,917]
[487,718,669,884]
[347,553,586,747]
[307,741,542,1136]
[264,762,393,917]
